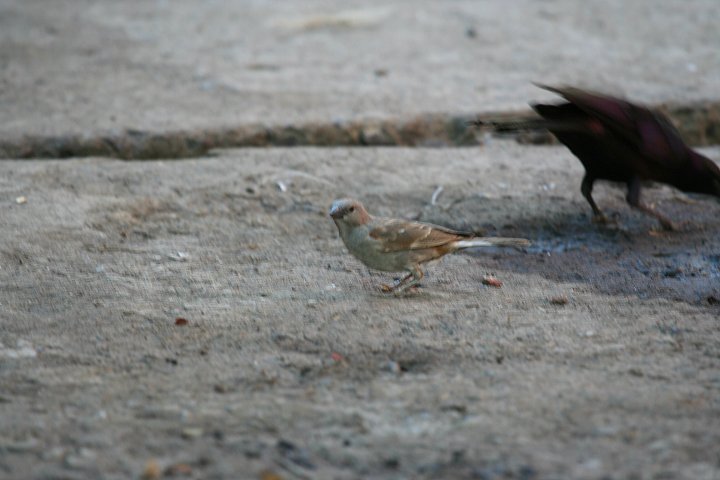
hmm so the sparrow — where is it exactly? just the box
[473,84,720,230]
[329,198,531,293]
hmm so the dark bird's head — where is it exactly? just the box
[685,151,720,199]
[329,198,371,227]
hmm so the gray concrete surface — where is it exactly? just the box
[1,1,720,480]
[1,144,719,479]
[2,0,720,139]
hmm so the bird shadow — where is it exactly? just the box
[417,195,720,307]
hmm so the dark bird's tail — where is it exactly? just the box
[469,117,552,133]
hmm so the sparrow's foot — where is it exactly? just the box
[392,285,422,296]
[379,284,420,294]
[380,273,415,294]
[380,283,421,294]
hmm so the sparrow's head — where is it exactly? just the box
[329,198,371,227]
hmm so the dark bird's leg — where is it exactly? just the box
[580,173,609,224]
[625,177,677,231]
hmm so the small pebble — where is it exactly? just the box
[142,459,161,480]
[181,427,203,439]
[136,405,186,421]
[42,446,66,461]
[549,296,569,305]
[0,339,37,359]
[383,360,401,374]
[165,463,193,476]
[259,469,283,480]
[1,437,39,453]
[663,268,682,278]
[168,251,189,262]
[65,448,96,468]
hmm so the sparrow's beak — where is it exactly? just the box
[329,204,343,219]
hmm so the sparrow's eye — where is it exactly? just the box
[348,206,355,213]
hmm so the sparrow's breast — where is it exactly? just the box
[344,227,409,272]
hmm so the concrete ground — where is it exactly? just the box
[1,1,719,480]
[2,0,720,139]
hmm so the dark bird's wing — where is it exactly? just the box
[635,111,690,164]
[369,219,470,252]
[536,84,691,169]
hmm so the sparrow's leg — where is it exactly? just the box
[626,176,676,231]
[393,267,424,294]
[380,273,413,293]
[581,173,609,224]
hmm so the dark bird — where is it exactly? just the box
[474,84,720,230]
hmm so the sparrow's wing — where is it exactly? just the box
[369,219,469,253]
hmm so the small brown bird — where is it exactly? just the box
[475,84,720,230]
[329,198,531,293]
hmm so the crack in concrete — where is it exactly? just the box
[1,102,718,160]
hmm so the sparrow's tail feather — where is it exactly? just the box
[455,237,531,249]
